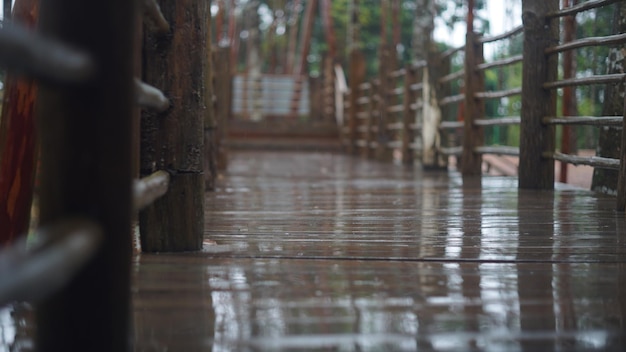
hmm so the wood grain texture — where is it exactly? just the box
[519,0,559,189]
[140,0,208,251]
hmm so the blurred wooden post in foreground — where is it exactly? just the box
[140,0,208,252]
[34,0,135,350]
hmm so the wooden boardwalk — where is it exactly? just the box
[3,150,626,351]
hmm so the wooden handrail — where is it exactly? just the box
[546,33,626,54]
[475,88,522,100]
[546,151,620,170]
[474,116,521,126]
[0,22,94,84]
[135,78,170,112]
[475,146,520,156]
[439,45,464,60]
[438,70,464,84]
[476,55,523,71]
[543,116,623,126]
[133,170,171,211]
[546,0,621,18]
[0,218,102,305]
[439,93,465,106]
[543,73,626,90]
[478,25,524,44]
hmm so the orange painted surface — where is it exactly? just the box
[0,0,39,246]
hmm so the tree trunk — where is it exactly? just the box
[140,0,208,252]
[591,2,626,195]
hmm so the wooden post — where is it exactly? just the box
[461,31,485,175]
[140,0,207,251]
[376,47,394,161]
[204,12,216,191]
[519,0,558,189]
[617,93,626,211]
[365,81,377,159]
[560,0,576,183]
[322,53,335,122]
[35,0,135,350]
[402,65,418,165]
[214,46,232,171]
[348,50,365,154]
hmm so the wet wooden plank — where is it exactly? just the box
[2,150,625,350]
[136,150,625,350]
[131,256,625,351]
[205,151,626,263]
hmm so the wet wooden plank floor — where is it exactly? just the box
[3,150,626,351]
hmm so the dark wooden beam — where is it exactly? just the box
[519,0,559,189]
[140,0,207,252]
[34,0,135,350]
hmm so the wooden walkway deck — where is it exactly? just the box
[3,150,626,351]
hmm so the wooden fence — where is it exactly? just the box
[0,0,212,350]
[338,0,626,208]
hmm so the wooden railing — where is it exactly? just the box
[0,1,201,350]
[340,60,427,163]
[337,0,626,208]
[520,0,626,202]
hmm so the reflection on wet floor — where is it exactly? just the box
[2,150,626,351]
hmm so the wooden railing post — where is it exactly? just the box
[214,45,232,171]
[322,53,336,122]
[348,49,365,154]
[367,81,379,159]
[461,31,485,175]
[402,65,418,165]
[519,0,559,189]
[204,14,216,191]
[140,0,208,251]
[35,0,135,350]
[376,47,394,161]
[617,93,626,211]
